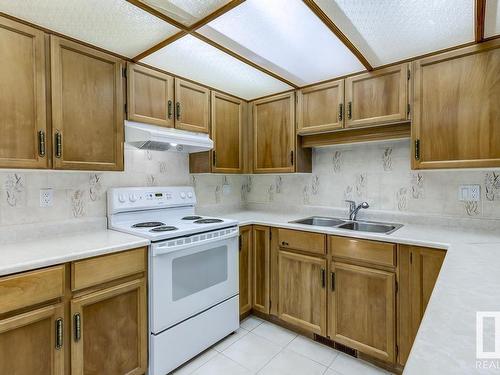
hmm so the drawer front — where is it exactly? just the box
[0,265,65,314]
[330,236,396,267]
[72,247,147,291]
[278,229,326,255]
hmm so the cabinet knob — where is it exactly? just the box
[176,102,181,121]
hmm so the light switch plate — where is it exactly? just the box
[40,188,54,207]
[458,185,480,202]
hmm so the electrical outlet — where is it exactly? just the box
[40,188,54,207]
[458,185,481,202]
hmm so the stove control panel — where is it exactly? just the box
[108,187,196,213]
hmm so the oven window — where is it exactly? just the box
[172,245,228,301]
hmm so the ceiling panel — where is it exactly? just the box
[485,0,500,38]
[141,35,292,100]
[314,0,474,66]
[136,0,232,26]
[198,0,365,86]
[0,0,180,58]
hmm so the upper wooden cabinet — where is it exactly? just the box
[50,36,124,171]
[297,80,344,134]
[412,40,500,169]
[127,63,174,128]
[345,64,409,128]
[174,78,210,134]
[0,16,49,169]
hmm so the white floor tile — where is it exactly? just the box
[213,328,249,352]
[240,316,264,331]
[191,354,253,375]
[330,353,390,375]
[286,335,339,366]
[222,332,281,372]
[172,349,218,375]
[252,321,297,347]
[324,369,343,375]
[258,348,327,375]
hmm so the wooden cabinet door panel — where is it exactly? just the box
[71,279,147,375]
[0,16,48,169]
[212,91,244,173]
[239,226,253,316]
[278,250,327,335]
[0,304,64,375]
[175,78,210,133]
[412,40,500,169]
[297,80,344,134]
[252,225,270,314]
[345,64,408,128]
[253,92,295,173]
[51,36,124,171]
[329,262,395,362]
[127,63,174,127]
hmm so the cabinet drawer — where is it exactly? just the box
[72,247,147,291]
[330,236,396,267]
[278,229,326,255]
[0,265,65,314]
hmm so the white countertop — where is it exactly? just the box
[0,230,149,276]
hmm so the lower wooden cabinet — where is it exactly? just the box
[0,304,65,375]
[252,225,271,314]
[239,226,253,316]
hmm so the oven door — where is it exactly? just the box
[150,228,239,334]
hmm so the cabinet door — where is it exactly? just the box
[297,80,344,134]
[239,225,253,316]
[412,40,500,169]
[345,64,408,128]
[253,92,295,173]
[252,225,270,314]
[212,91,244,173]
[329,262,395,362]
[0,16,49,169]
[51,36,124,171]
[127,63,174,127]
[0,304,64,375]
[278,250,327,335]
[175,78,210,133]
[71,279,147,375]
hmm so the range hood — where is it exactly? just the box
[125,121,213,153]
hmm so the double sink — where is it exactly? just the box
[290,216,403,234]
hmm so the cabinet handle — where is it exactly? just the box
[176,102,181,121]
[239,235,242,251]
[338,103,343,121]
[414,139,420,160]
[38,130,46,157]
[74,313,81,342]
[55,318,63,350]
[321,269,326,288]
[347,101,352,120]
[55,132,62,158]
[168,100,173,119]
[290,150,294,166]
[331,272,335,291]
[212,151,216,166]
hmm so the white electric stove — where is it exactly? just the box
[108,186,240,375]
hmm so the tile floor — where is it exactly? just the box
[171,316,394,375]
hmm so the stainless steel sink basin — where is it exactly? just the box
[291,216,346,227]
[337,221,403,234]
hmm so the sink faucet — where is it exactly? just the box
[345,200,369,221]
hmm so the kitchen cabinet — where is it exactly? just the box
[0,16,49,169]
[127,63,174,128]
[345,64,409,128]
[174,78,210,134]
[50,36,124,171]
[412,39,500,169]
[239,225,253,317]
[252,225,270,314]
[297,80,344,134]
[398,245,445,365]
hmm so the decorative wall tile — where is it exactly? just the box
[5,174,26,207]
[311,175,320,195]
[332,151,343,173]
[396,187,409,211]
[411,173,424,199]
[215,185,222,203]
[275,176,283,194]
[355,173,367,198]
[89,174,102,202]
[71,190,85,218]
[382,147,393,171]
[268,184,275,202]
[303,185,310,205]
[159,161,168,174]
[485,172,500,201]
[464,200,480,216]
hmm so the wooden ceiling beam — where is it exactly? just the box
[126,0,186,30]
[475,0,486,43]
[301,0,373,71]
[132,30,188,62]
[186,0,245,32]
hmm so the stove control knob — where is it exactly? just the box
[187,192,193,199]
[180,192,186,199]
[129,194,138,202]
[118,194,127,203]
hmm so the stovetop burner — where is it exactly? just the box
[182,216,203,220]
[194,219,224,224]
[150,226,178,232]
[132,221,165,228]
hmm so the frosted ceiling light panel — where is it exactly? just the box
[198,0,364,86]
[313,0,474,66]
[0,0,179,57]
[138,0,232,26]
[485,0,500,37]
[141,35,292,100]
